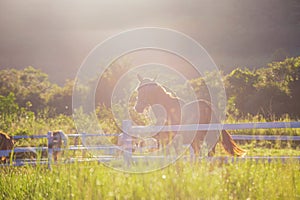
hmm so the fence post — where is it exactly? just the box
[122,120,132,167]
[47,131,53,170]
[189,146,194,162]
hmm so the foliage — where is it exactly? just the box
[0,67,74,117]
[95,60,132,107]
[235,57,299,118]
[191,56,300,119]
[0,67,51,113]
[47,79,73,116]
[0,93,19,132]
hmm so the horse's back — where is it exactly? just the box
[182,99,213,124]
[178,100,219,146]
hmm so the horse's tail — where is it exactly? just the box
[221,130,246,157]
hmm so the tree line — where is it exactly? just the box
[0,56,299,125]
[190,56,300,119]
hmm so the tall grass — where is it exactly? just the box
[0,160,299,200]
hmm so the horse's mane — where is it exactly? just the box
[159,84,178,99]
[137,78,183,104]
[156,84,186,105]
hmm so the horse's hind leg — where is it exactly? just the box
[191,131,206,159]
[53,151,58,162]
[208,145,216,157]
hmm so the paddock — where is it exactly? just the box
[1,121,300,169]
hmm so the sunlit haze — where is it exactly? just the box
[0,0,299,84]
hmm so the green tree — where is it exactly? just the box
[95,60,132,107]
[47,80,74,116]
[225,68,258,116]
[0,66,52,113]
[0,93,19,131]
[224,56,300,119]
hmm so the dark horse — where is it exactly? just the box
[0,131,14,163]
[0,130,67,163]
[134,75,246,157]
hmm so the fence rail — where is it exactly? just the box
[129,121,300,133]
[1,120,300,169]
[232,135,300,141]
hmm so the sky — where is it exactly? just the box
[0,0,299,84]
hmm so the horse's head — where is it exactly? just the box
[134,74,159,113]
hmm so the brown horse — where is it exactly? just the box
[134,75,246,157]
[0,131,14,163]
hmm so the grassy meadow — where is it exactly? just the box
[0,159,299,200]
[1,102,300,199]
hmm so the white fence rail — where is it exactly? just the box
[129,121,300,133]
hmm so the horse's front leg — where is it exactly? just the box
[191,139,200,160]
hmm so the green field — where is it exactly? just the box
[1,158,299,200]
